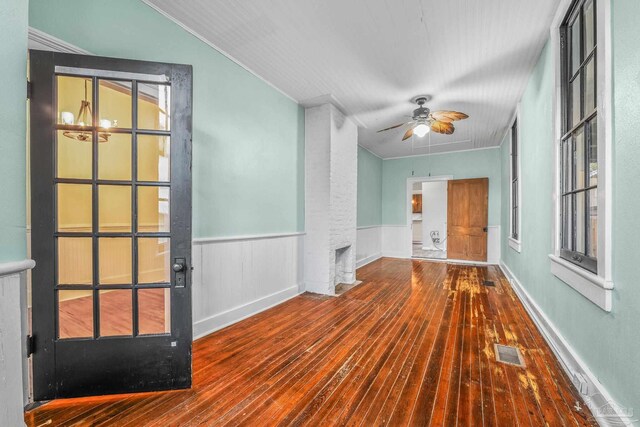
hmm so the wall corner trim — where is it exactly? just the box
[0,259,35,278]
[499,261,632,427]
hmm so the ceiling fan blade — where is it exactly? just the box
[431,121,455,135]
[402,127,414,141]
[377,122,408,133]
[429,110,469,122]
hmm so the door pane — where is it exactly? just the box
[58,184,92,232]
[99,80,132,129]
[570,16,581,75]
[584,56,596,115]
[138,238,170,284]
[562,139,573,193]
[57,130,92,179]
[571,74,581,126]
[99,185,131,232]
[98,133,132,181]
[57,76,92,126]
[99,238,132,285]
[575,191,586,254]
[562,195,574,250]
[58,237,93,285]
[58,290,93,339]
[138,135,170,182]
[584,0,595,54]
[574,128,585,190]
[587,189,598,258]
[138,84,171,131]
[99,290,132,336]
[138,186,170,233]
[138,288,170,335]
[589,119,598,186]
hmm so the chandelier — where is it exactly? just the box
[60,79,116,143]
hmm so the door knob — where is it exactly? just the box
[173,262,185,272]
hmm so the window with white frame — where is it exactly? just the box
[559,0,598,273]
[550,0,612,311]
[510,119,520,242]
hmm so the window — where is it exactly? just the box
[550,0,612,312]
[559,0,597,273]
[510,119,520,243]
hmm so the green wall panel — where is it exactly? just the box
[0,0,28,262]
[357,146,382,227]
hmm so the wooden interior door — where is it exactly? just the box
[447,178,488,261]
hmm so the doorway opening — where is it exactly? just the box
[409,177,450,260]
[407,177,489,263]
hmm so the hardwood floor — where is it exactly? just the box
[25,258,596,426]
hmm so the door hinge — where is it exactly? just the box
[26,335,35,357]
[27,81,32,100]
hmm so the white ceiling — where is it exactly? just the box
[145,0,558,158]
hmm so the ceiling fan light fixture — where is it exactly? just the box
[413,123,430,137]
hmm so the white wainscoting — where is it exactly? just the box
[381,224,501,264]
[356,226,382,268]
[382,225,412,259]
[192,233,304,339]
[487,225,501,264]
[1,260,34,426]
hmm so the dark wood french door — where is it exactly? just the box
[29,50,193,400]
[447,178,489,261]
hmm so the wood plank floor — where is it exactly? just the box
[25,258,596,426]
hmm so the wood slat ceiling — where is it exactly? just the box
[144,0,558,158]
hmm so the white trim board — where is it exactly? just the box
[0,259,36,278]
[28,27,90,54]
[383,145,501,161]
[193,231,305,244]
[356,253,382,269]
[499,262,632,427]
[193,285,301,339]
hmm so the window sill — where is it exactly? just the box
[548,254,613,312]
[508,237,521,253]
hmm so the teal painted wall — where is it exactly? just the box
[29,0,304,238]
[381,149,502,226]
[357,146,382,227]
[0,0,28,262]
[501,0,640,415]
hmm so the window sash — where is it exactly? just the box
[510,120,519,240]
[560,0,598,273]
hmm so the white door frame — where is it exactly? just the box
[406,176,453,257]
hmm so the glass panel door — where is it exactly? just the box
[30,50,192,400]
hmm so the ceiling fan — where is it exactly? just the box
[377,96,468,141]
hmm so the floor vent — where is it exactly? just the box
[495,344,526,367]
[483,280,496,287]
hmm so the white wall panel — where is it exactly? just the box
[356,226,382,268]
[192,234,303,339]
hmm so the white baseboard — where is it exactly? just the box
[193,285,301,340]
[381,251,409,259]
[356,253,382,268]
[499,262,632,427]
